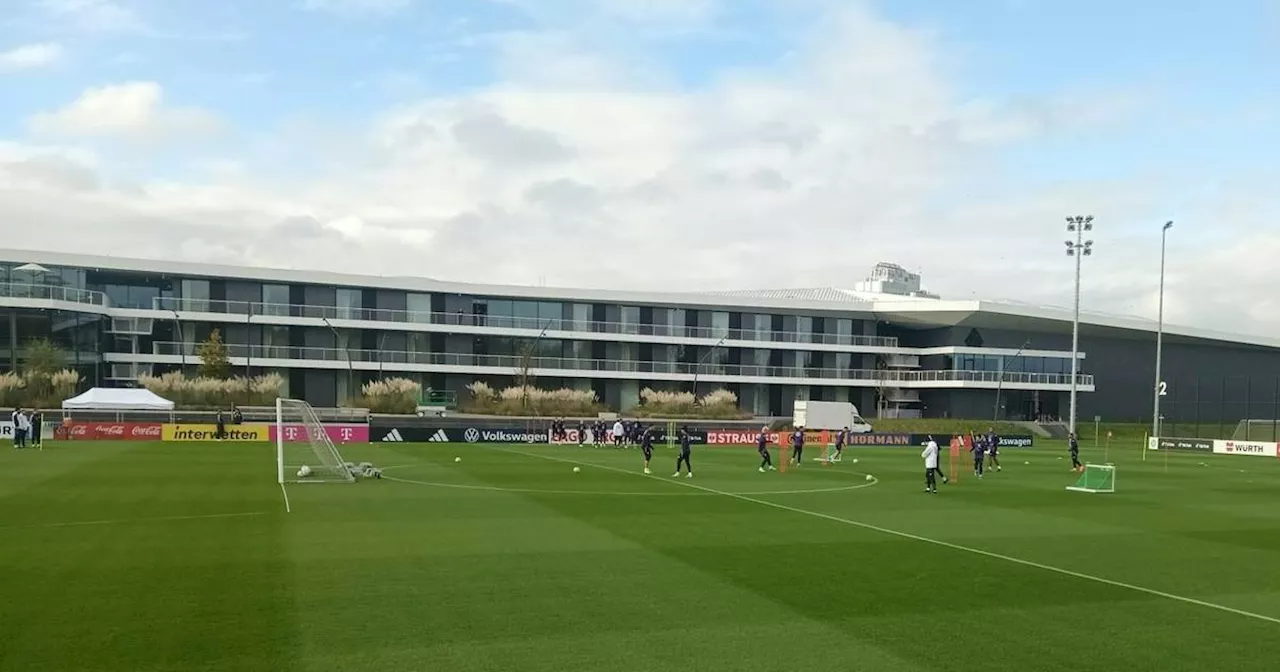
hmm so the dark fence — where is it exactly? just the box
[1160,375,1280,441]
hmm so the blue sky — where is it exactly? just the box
[1,0,1278,334]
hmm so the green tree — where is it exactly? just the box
[21,338,65,404]
[197,329,232,380]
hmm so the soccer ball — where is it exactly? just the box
[573,467,581,473]
[865,474,873,481]
[852,458,859,464]
[297,465,312,478]
[454,457,461,463]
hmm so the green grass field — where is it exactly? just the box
[2,438,1279,671]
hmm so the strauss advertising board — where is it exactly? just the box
[705,430,1034,447]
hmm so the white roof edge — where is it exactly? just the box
[1,248,1276,350]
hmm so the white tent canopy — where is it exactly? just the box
[62,388,175,410]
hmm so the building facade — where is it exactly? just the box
[2,250,1278,423]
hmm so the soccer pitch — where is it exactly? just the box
[3,440,1279,671]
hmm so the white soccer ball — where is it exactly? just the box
[454,457,461,463]
[298,465,312,478]
[865,474,873,481]
[852,458,859,464]
[573,467,581,473]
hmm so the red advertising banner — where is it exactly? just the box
[706,430,833,446]
[270,423,369,444]
[56,421,164,441]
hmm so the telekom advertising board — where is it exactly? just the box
[270,423,369,444]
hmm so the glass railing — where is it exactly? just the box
[147,342,1093,386]
[0,282,108,306]
[150,297,900,348]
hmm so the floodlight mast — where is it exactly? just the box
[1152,221,1173,438]
[1064,215,1094,437]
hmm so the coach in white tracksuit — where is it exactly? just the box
[922,436,940,494]
[612,420,624,447]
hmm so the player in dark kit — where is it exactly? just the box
[640,425,654,474]
[790,427,804,467]
[756,426,775,472]
[833,427,847,462]
[30,410,42,449]
[673,426,693,478]
[1069,432,1082,472]
[986,427,1002,472]
[970,433,986,478]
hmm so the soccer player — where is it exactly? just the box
[30,410,42,449]
[576,419,586,446]
[986,426,1002,472]
[673,426,693,478]
[1069,432,1082,472]
[970,432,985,478]
[10,407,21,449]
[832,427,847,462]
[790,427,804,466]
[640,425,654,474]
[922,435,940,494]
[756,426,775,472]
[612,419,625,448]
[215,409,226,441]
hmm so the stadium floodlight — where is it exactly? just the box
[1152,221,1173,438]
[1064,215,1095,437]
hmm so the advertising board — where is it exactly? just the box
[161,424,270,442]
[271,423,369,444]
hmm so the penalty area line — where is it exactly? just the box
[279,482,291,514]
[503,447,1280,627]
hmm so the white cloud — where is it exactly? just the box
[27,82,221,144]
[37,0,143,32]
[298,0,414,15]
[0,3,1276,339]
[0,42,64,72]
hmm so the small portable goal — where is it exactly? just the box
[1066,463,1115,494]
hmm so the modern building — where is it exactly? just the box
[2,249,1278,423]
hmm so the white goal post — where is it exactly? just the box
[276,398,355,484]
[1065,463,1115,494]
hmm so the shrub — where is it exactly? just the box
[464,382,602,416]
[633,387,748,419]
[354,378,422,414]
[137,372,284,408]
[0,367,83,408]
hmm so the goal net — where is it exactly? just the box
[276,398,355,484]
[1231,419,1280,442]
[1066,464,1115,494]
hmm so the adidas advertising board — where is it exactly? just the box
[372,427,440,443]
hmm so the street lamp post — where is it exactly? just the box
[691,334,729,402]
[321,316,355,401]
[169,308,186,371]
[993,339,1031,422]
[1152,221,1173,438]
[1064,215,1095,437]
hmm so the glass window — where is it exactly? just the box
[620,306,640,335]
[180,279,210,312]
[336,289,362,320]
[836,352,852,371]
[408,332,430,354]
[710,311,729,339]
[407,292,432,322]
[796,316,813,343]
[537,302,562,330]
[570,304,591,332]
[262,284,289,317]
[512,301,538,328]
[665,308,686,337]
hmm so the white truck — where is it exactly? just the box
[792,400,873,433]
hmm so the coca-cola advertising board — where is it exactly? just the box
[56,422,164,441]
[270,423,369,444]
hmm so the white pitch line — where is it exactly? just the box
[3,511,269,531]
[504,447,1280,627]
[279,482,292,513]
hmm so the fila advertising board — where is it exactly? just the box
[1148,437,1214,452]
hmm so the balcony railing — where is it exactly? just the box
[148,342,1093,386]
[150,297,899,348]
[0,282,108,306]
